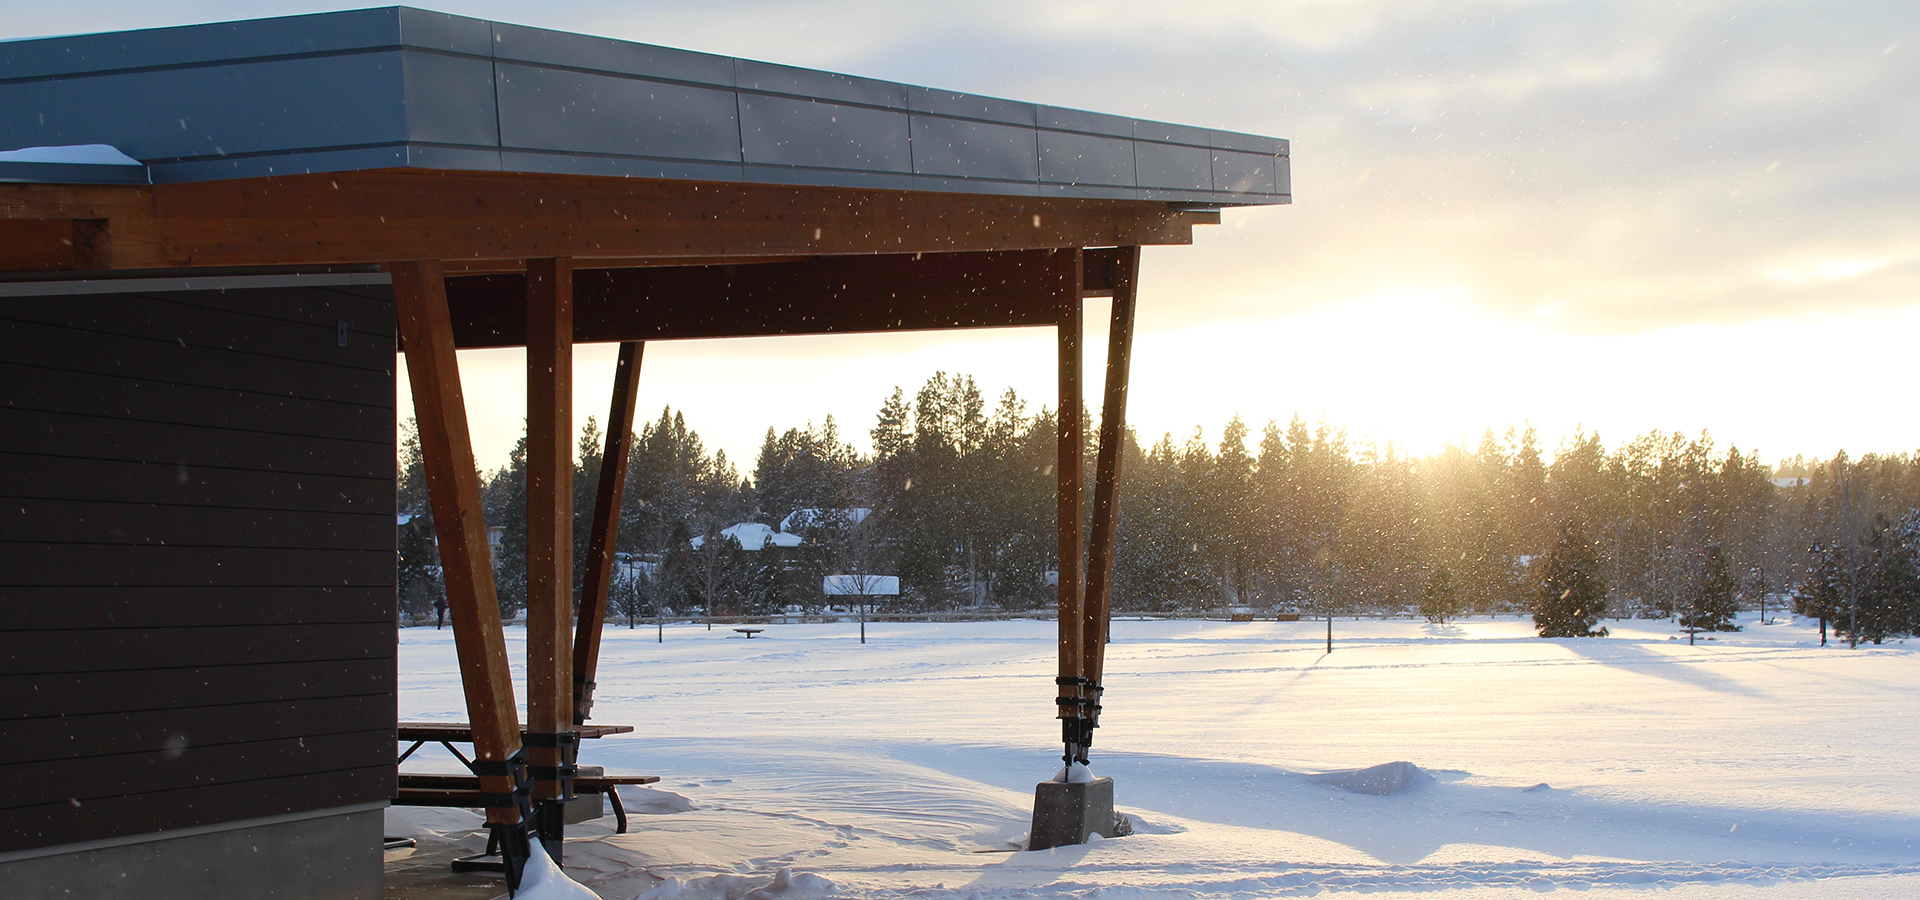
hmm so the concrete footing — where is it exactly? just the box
[0,804,383,900]
[565,765,606,824]
[1028,776,1114,850]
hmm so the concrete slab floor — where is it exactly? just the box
[383,841,504,900]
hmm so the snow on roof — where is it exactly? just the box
[781,508,872,533]
[690,522,803,551]
[0,144,142,165]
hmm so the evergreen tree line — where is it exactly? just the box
[396,374,1920,643]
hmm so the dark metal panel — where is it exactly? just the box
[0,8,408,82]
[1135,140,1212,191]
[394,7,495,56]
[736,59,907,108]
[1133,119,1213,146]
[401,52,499,147]
[0,161,147,184]
[498,150,744,183]
[1276,153,1292,198]
[908,87,1037,126]
[1038,182,1139,201]
[1037,106,1133,138]
[739,164,920,192]
[148,146,406,183]
[0,52,410,164]
[1039,131,1135,186]
[911,116,1038,181]
[495,63,741,162]
[1210,128,1284,155]
[740,95,911,172]
[1211,149,1277,194]
[1139,187,1232,204]
[491,22,735,87]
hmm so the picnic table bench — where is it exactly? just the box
[394,722,658,833]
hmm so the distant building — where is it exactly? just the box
[824,574,900,596]
[781,508,872,533]
[691,522,803,551]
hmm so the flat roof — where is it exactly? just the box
[0,7,1288,206]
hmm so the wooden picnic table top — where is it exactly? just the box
[396,722,635,742]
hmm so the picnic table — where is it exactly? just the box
[733,627,765,638]
[394,721,658,834]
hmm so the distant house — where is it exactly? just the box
[691,522,803,551]
[824,574,900,596]
[781,508,873,533]
[1772,477,1811,489]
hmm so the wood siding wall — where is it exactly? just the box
[0,283,397,854]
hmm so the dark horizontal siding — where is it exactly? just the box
[0,544,392,586]
[0,317,394,409]
[0,694,394,766]
[0,497,392,550]
[0,452,390,514]
[1,586,391,630]
[1,767,395,852]
[0,284,396,855]
[0,361,392,444]
[0,288,396,371]
[1,407,393,477]
[0,623,395,676]
[1,730,395,811]
[0,658,394,720]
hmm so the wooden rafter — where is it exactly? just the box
[437,247,1133,349]
[524,258,575,810]
[1083,246,1141,698]
[1,171,1217,273]
[574,341,645,724]
[388,259,523,826]
[1053,249,1087,736]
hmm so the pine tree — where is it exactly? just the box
[1682,544,1741,632]
[1534,523,1609,637]
[1421,567,1462,624]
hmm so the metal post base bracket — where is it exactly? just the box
[1028,776,1114,851]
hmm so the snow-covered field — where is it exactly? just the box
[390,614,1920,899]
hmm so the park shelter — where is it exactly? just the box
[0,7,1289,897]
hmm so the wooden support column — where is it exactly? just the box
[525,258,575,811]
[390,260,523,826]
[574,341,645,724]
[1053,249,1087,754]
[1082,246,1141,710]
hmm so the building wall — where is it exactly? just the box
[0,279,397,859]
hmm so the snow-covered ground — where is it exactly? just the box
[390,614,1920,898]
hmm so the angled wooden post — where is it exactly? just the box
[1082,246,1140,710]
[574,340,645,724]
[524,258,575,827]
[390,259,523,826]
[1052,248,1088,760]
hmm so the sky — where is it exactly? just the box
[7,1,1917,473]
